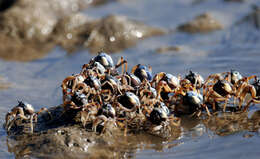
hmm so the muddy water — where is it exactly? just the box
[1,0,260,158]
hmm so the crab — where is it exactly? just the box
[83,75,101,91]
[114,92,143,134]
[91,103,118,134]
[155,80,174,102]
[97,103,116,119]
[61,74,85,102]
[203,70,242,90]
[131,64,152,82]
[174,91,210,116]
[234,75,260,111]
[88,52,127,75]
[202,71,243,111]
[70,91,89,109]
[119,72,141,88]
[148,102,180,134]
[151,72,180,89]
[92,115,118,135]
[116,92,141,112]
[185,70,204,90]
[74,82,102,104]
[5,101,50,133]
[81,61,106,77]
[138,79,157,106]
[80,102,100,127]
[229,70,243,85]
[100,74,135,103]
[204,79,235,112]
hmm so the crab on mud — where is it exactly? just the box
[86,52,127,76]
[185,70,205,90]
[234,75,260,111]
[5,101,50,133]
[173,90,211,116]
[147,101,180,135]
[203,72,236,112]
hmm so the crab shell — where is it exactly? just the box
[97,103,116,118]
[185,91,203,105]
[101,75,121,92]
[126,72,141,87]
[185,71,204,88]
[94,52,114,69]
[71,92,88,107]
[118,92,140,110]
[149,108,168,125]
[154,101,170,116]
[213,80,232,97]
[18,101,35,115]
[230,70,243,85]
[133,64,152,82]
[84,76,101,90]
[165,73,180,89]
[93,62,106,75]
[176,91,203,114]
[252,80,260,96]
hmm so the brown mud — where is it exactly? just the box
[0,0,165,61]
[177,13,223,33]
[5,105,181,158]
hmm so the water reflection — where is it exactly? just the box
[4,110,260,158]
[203,110,260,136]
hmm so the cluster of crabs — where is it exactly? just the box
[5,52,260,135]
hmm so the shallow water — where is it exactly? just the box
[1,0,260,158]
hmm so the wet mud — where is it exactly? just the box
[54,14,165,53]
[0,0,165,61]
[177,13,223,33]
[4,104,260,158]
[4,105,181,158]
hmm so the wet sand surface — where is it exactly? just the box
[1,0,260,158]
